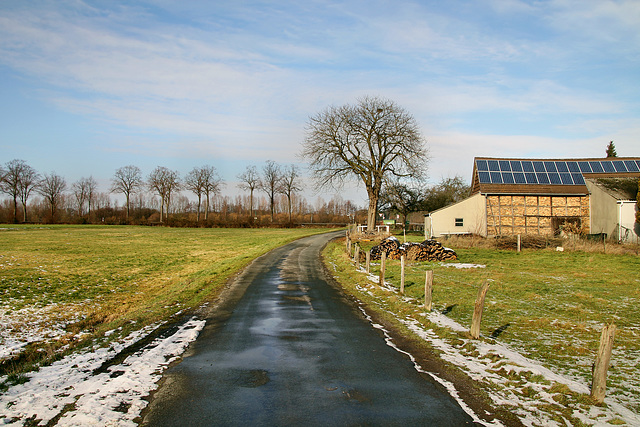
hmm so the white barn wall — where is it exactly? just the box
[427,193,486,238]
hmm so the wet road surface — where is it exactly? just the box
[142,231,477,426]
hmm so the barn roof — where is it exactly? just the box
[470,157,640,195]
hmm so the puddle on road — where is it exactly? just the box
[232,369,270,388]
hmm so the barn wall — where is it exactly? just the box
[485,194,590,237]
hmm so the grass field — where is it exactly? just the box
[324,235,640,424]
[0,224,328,384]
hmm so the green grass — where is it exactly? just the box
[0,224,329,377]
[326,235,640,418]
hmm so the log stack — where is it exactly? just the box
[368,237,457,261]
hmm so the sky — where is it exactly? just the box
[1,0,638,206]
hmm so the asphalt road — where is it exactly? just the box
[142,231,477,426]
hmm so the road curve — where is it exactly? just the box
[142,231,477,426]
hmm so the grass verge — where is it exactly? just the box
[324,234,640,425]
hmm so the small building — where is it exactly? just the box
[424,157,640,242]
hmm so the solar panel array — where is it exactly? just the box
[476,159,640,186]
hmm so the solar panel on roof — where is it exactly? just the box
[488,160,500,171]
[612,161,627,172]
[601,161,615,173]
[578,162,591,172]
[625,160,639,172]
[533,161,545,172]
[525,173,538,184]
[502,172,515,184]
[499,160,511,171]
[478,171,490,183]
[510,161,523,172]
[477,160,488,171]
[514,173,526,184]
[590,161,604,173]
[560,173,573,185]
[567,162,580,173]
[548,173,561,184]
[572,173,585,185]
[556,161,569,173]
[544,162,557,173]
[490,172,502,183]
[522,161,534,172]
[636,160,640,170]
[537,173,550,184]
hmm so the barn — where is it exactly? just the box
[423,157,640,242]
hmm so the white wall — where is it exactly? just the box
[426,193,487,238]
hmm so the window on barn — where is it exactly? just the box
[455,218,464,227]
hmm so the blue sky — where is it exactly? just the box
[1,0,638,205]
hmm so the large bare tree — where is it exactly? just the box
[237,165,260,220]
[302,96,428,230]
[279,164,303,225]
[111,165,143,220]
[259,160,282,223]
[148,166,180,223]
[185,165,222,222]
[37,172,67,223]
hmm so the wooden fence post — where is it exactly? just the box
[354,244,360,269]
[470,280,491,339]
[424,270,433,311]
[379,252,386,286]
[400,255,405,294]
[517,234,521,253]
[591,323,616,403]
[366,251,371,274]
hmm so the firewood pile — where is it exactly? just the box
[369,237,457,261]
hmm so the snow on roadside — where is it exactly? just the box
[0,318,205,426]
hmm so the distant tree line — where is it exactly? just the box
[0,158,470,228]
[0,159,365,227]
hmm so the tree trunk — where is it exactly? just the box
[367,195,378,231]
[12,196,18,223]
[196,194,202,222]
[21,201,28,223]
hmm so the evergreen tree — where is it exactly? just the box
[605,141,617,157]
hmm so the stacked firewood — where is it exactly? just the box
[369,237,457,261]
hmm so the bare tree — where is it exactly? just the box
[302,96,428,230]
[237,165,260,220]
[85,176,98,217]
[147,166,180,223]
[1,159,39,223]
[259,160,282,223]
[111,166,143,220]
[18,163,39,223]
[279,164,303,225]
[380,181,425,231]
[185,165,222,222]
[37,172,67,222]
[71,176,99,217]
[201,166,222,221]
